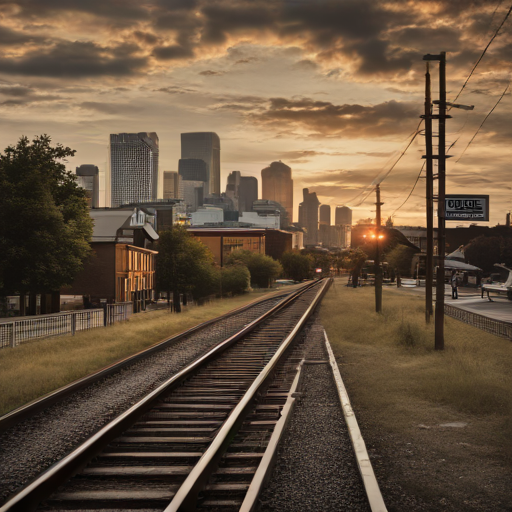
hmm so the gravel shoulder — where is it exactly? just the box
[258,320,371,512]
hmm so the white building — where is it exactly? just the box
[190,207,224,226]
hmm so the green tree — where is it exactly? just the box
[385,244,416,277]
[0,135,93,311]
[465,235,512,274]
[281,251,313,281]
[221,264,251,295]
[155,227,219,312]
[339,248,368,287]
[226,250,282,288]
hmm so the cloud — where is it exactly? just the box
[152,44,194,60]
[78,101,142,115]
[0,40,147,78]
[248,97,420,138]
[155,85,196,94]
[0,24,43,46]
[199,70,225,76]
[0,85,33,96]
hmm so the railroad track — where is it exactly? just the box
[1,279,334,512]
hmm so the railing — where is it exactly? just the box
[444,304,512,341]
[106,302,133,325]
[0,302,134,349]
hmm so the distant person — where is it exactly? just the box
[451,270,458,299]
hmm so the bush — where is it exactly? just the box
[221,265,250,295]
[226,250,283,288]
[281,251,312,281]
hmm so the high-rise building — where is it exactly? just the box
[253,199,288,227]
[225,171,241,212]
[299,188,320,246]
[335,205,352,226]
[178,159,208,182]
[109,132,159,208]
[239,176,258,213]
[181,132,221,196]
[163,171,181,199]
[75,164,99,208]
[261,161,293,223]
[319,204,331,226]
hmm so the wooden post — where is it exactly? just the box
[375,184,383,313]
[424,62,434,323]
[435,52,447,351]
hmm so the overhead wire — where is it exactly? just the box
[455,81,510,162]
[451,2,512,104]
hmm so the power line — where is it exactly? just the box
[391,162,425,217]
[347,120,424,207]
[456,81,510,162]
[451,2,512,104]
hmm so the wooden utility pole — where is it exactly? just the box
[424,62,434,323]
[435,52,447,351]
[375,184,383,313]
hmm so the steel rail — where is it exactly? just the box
[0,286,300,432]
[0,281,319,512]
[239,360,305,512]
[165,278,331,512]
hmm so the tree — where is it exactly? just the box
[0,135,93,312]
[339,248,367,287]
[221,264,251,295]
[385,244,417,277]
[226,250,282,288]
[281,251,313,281]
[465,235,512,274]
[155,227,219,312]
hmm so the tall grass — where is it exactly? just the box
[321,281,512,444]
[0,290,276,416]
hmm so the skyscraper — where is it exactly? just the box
[239,176,258,213]
[319,204,331,226]
[261,161,293,223]
[163,171,181,199]
[335,206,352,226]
[109,132,159,208]
[299,188,320,246]
[178,159,208,213]
[181,132,221,196]
[75,164,99,208]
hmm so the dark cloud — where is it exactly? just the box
[199,70,225,76]
[0,25,43,46]
[292,59,318,71]
[0,94,63,106]
[11,0,149,22]
[79,101,141,115]
[249,97,420,138]
[235,57,258,65]
[152,44,194,60]
[155,85,196,94]
[0,85,33,96]
[133,31,160,46]
[0,40,147,78]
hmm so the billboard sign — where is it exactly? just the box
[445,195,489,221]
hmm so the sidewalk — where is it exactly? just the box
[387,283,512,325]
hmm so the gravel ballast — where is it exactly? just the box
[258,320,371,512]
[0,297,282,504]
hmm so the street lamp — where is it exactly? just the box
[363,232,385,313]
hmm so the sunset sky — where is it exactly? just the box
[0,0,511,225]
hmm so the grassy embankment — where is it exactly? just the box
[321,280,512,510]
[0,289,281,416]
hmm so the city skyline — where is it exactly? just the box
[0,1,511,226]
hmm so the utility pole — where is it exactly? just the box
[423,52,448,350]
[375,184,383,313]
[423,62,434,323]
[435,52,447,351]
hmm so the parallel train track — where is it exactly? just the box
[1,279,333,512]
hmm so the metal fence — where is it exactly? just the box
[0,302,133,349]
[444,304,512,341]
[106,302,133,325]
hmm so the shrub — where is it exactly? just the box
[221,265,250,295]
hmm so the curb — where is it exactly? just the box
[324,330,388,512]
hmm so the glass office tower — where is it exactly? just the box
[109,132,159,208]
[181,132,221,196]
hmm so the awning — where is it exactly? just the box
[444,259,481,271]
[143,223,159,242]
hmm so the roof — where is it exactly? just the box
[187,228,266,237]
[444,259,481,271]
[90,210,132,240]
